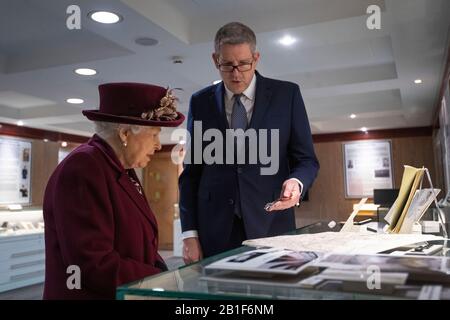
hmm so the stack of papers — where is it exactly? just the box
[242,232,444,254]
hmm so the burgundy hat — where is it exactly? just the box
[82,82,185,127]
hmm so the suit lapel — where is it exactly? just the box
[213,83,229,131]
[248,72,272,130]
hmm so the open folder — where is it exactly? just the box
[384,165,439,233]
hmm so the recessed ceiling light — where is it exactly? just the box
[135,37,159,46]
[74,68,97,76]
[361,127,368,132]
[350,114,356,119]
[61,141,68,147]
[213,80,222,85]
[66,98,84,104]
[414,79,423,84]
[43,139,49,142]
[89,11,122,24]
[279,35,297,46]
[17,120,24,126]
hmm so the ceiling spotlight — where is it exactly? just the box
[61,141,68,147]
[172,56,183,64]
[414,79,423,84]
[135,37,159,46]
[74,68,97,76]
[360,127,368,133]
[350,114,356,119]
[17,120,24,126]
[213,80,222,85]
[279,35,297,46]
[89,11,122,24]
[43,139,49,142]
[66,98,84,104]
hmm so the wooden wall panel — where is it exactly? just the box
[143,152,179,250]
[296,136,436,227]
[30,140,58,206]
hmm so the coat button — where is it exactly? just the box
[228,199,234,205]
[237,167,243,174]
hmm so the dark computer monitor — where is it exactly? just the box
[373,189,399,207]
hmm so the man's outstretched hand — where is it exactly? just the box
[183,237,203,264]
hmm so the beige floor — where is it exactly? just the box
[0,250,184,300]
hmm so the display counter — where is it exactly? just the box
[117,222,450,300]
[0,209,45,293]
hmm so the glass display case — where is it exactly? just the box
[0,209,45,293]
[117,222,450,300]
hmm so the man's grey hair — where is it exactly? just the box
[214,22,257,53]
[94,121,143,140]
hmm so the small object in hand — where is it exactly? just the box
[264,201,277,211]
[264,197,299,211]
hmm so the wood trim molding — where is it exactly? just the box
[0,122,89,143]
[312,126,432,143]
[0,123,433,146]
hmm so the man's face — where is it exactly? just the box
[212,43,260,94]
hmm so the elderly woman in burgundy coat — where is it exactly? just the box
[43,83,184,299]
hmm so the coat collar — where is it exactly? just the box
[88,134,124,174]
[88,134,158,231]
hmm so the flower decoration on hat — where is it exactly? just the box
[141,88,180,122]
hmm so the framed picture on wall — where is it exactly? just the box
[343,140,394,198]
[0,135,32,205]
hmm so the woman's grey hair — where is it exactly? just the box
[94,121,143,140]
[214,22,257,53]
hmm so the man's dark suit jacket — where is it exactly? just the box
[179,71,319,257]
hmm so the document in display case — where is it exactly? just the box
[0,136,32,205]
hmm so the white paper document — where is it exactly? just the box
[243,232,444,254]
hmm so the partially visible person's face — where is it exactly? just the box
[212,43,260,94]
[122,126,162,168]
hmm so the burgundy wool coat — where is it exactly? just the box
[43,134,167,299]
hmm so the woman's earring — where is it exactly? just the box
[123,141,127,148]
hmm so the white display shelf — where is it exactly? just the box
[0,210,45,293]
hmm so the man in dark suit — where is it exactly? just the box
[179,22,319,262]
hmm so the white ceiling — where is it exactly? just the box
[0,0,449,144]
